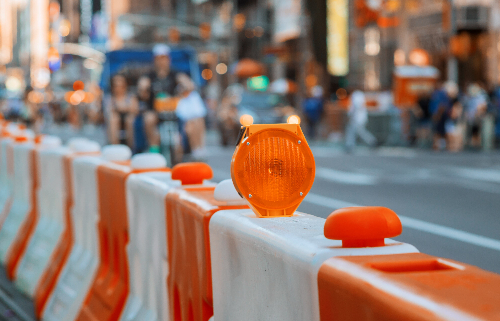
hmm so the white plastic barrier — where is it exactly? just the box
[15,141,100,297]
[0,140,34,263]
[209,210,419,321]
[0,137,15,226]
[121,171,179,321]
[14,146,70,295]
[43,145,131,321]
[42,156,103,321]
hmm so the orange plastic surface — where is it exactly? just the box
[33,154,77,317]
[14,136,29,143]
[5,149,39,280]
[318,253,500,321]
[231,124,315,217]
[76,164,132,321]
[171,163,213,185]
[165,187,248,321]
[131,167,169,174]
[324,207,402,248]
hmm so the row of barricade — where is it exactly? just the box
[0,119,498,321]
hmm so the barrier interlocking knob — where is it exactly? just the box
[172,162,213,185]
[324,207,402,248]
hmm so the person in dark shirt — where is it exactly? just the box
[143,44,194,153]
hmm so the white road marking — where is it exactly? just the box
[316,167,377,185]
[304,192,500,252]
[454,167,500,184]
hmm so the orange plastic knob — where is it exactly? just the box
[34,135,44,144]
[172,162,213,185]
[324,207,402,248]
[14,135,29,143]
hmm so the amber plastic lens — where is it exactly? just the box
[232,128,314,215]
[287,115,301,124]
[240,114,254,126]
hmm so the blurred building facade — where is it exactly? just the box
[344,0,500,92]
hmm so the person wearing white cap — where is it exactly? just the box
[143,44,195,154]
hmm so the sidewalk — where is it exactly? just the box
[0,268,36,321]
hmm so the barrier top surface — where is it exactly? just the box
[318,253,500,321]
[209,210,418,321]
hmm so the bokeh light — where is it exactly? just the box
[287,115,301,125]
[240,114,254,126]
[216,63,228,75]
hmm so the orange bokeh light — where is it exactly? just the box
[201,69,213,80]
[240,114,254,126]
[73,80,85,91]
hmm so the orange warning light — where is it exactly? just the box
[231,122,315,217]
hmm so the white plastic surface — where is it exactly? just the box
[23,129,35,139]
[0,138,14,224]
[67,137,89,150]
[101,144,132,162]
[69,140,100,153]
[213,179,247,205]
[209,210,419,321]
[39,136,62,148]
[120,172,180,321]
[43,156,104,321]
[130,153,167,170]
[15,147,69,296]
[0,142,34,263]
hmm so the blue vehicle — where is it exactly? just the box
[100,46,201,163]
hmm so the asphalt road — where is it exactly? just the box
[207,144,500,274]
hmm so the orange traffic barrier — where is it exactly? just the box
[0,136,33,268]
[33,148,98,317]
[4,141,38,280]
[166,164,247,321]
[318,206,500,320]
[0,130,14,229]
[5,136,62,282]
[318,253,500,320]
[77,155,168,321]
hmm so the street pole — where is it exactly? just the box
[297,0,308,110]
[229,0,238,85]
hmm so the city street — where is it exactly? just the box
[207,144,500,274]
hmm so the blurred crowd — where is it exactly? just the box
[1,44,208,163]
[2,50,500,155]
[409,81,498,152]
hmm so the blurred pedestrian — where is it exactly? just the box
[413,91,432,146]
[446,98,465,152]
[429,81,457,150]
[176,73,208,160]
[464,83,488,148]
[345,90,377,151]
[302,85,324,139]
[137,76,151,113]
[143,43,195,153]
[104,74,138,147]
